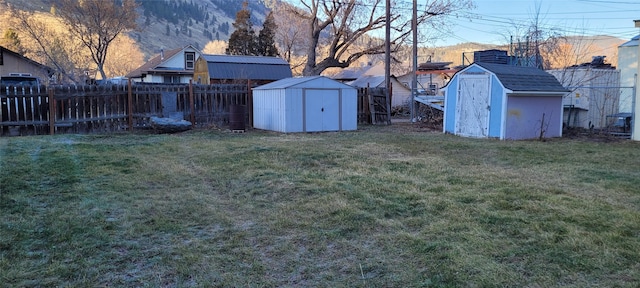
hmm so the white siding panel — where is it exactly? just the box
[342,89,358,131]
[253,89,285,132]
[285,89,304,132]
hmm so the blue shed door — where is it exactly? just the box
[304,89,340,132]
[455,75,490,137]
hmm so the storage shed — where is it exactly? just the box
[252,76,357,133]
[442,62,569,140]
[193,54,292,85]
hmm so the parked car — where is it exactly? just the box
[0,73,41,86]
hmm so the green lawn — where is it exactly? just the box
[1,124,639,287]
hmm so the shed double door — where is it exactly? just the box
[304,89,340,132]
[455,75,490,137]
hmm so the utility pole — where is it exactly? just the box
[411,0,417,122]
[633,20,640,140]
[385,0,392,124]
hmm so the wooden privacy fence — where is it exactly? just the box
[0,82,250,136]
[357,86,390,124]
[1,82,388,136]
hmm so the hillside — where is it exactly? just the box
[0,0,627,68]
[1,0,270,58]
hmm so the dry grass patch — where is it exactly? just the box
[1,126,639,287]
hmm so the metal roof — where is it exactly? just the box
[348,75,385,88]
[201,54,292,80]
[253,76,354,90]
[619,34,640,47]
[474,62,569,93]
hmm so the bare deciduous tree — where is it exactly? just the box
[203,40,228,54]
[104,34,145,77]
[292,0,474,76]
[54,0,138,81]
[12,10,88,83]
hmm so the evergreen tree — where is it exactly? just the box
[226,1,256,55]
[257,11,278,57]
[166,24,170,36]
[1,29,25,55]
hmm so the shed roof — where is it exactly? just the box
[201,54,292,80]
[474,62,569,93]
[253,76,354,90]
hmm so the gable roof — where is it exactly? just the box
[126,45,197,78]
[200,54,292,81]
[347,74,409,91]
[331,65,372,81]
[253,76,354,90]
[474,62,568,93]
[0,46,55,77]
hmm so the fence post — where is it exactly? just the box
[127,79,133,132]
[189,80,195,127]
[367,85,375,124]
[48,87,55,135]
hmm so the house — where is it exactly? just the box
[340,62,412,108]
[397,62,458,96]
[252,76,357,133]
[0,46,54,84]
[548,57,621,129]
[442,62,569,140]
[330,63,373,82]
[126,45,200,83]
[192,54,292,85]
[617,34,638,113]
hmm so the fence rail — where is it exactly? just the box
[1,82,388,136]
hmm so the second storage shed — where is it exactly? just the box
[442,62,569,140]
[252,76,357,133]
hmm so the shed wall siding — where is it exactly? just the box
[618,45,636,113]
[488,76,505,138]
[286,89,304,132]
[443,76,459,134]
[253,89,287,132]
[342,89,358,131]
[505,96,563,139]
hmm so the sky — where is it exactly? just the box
[435,0,640,46]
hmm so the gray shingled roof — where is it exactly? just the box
[201,54,292,81]
[475,62,569,93]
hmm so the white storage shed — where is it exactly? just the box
[252,76,357,133]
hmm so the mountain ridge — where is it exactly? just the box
[0,0,628,68]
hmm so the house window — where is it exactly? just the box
[185,52,195,70]
[164,75,181,83]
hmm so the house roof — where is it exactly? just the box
[347,74,410,91]
[619,34,640,47]
[331,65,372,81]
[254,76,354,90]
[0,46,55,77]
[126,45,195,78]
[474,62,569,93]
[348,75,385,87]
[200,54,292,81]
